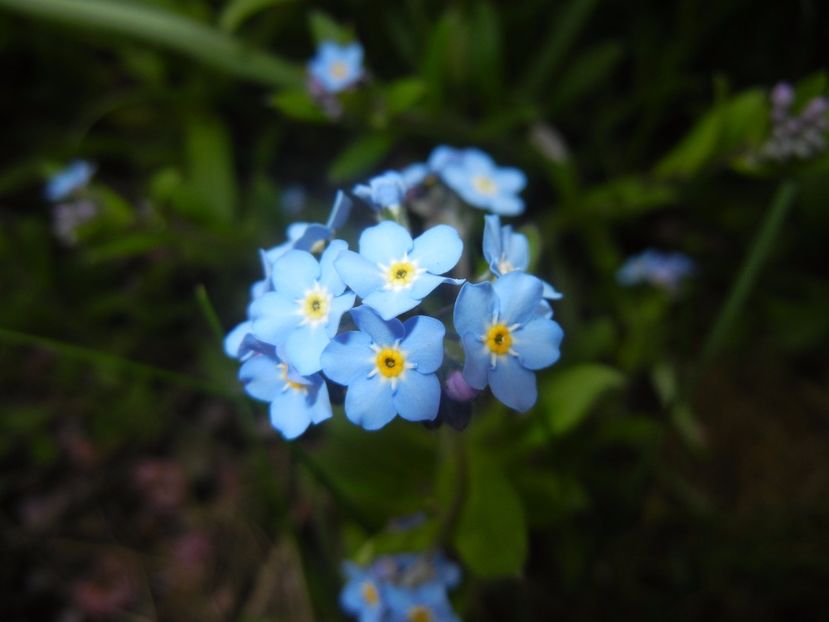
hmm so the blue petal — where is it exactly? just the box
[292,223,330,252]
[506,231,530,272]
[362,288,420,320]
[453,281,496,338]
[409,273,462,300]
[492,272,543,326]
[442,165,473,198]
[482,214,502,267]
[320,331,374,385]
[326,292,356,338]
[350,305,405,344]
[250,292,299,345]
[489,195,524,216]
[410,224,463,274]
[358,221,413,264]
[344,375,397,430]
[461,333,489,390]
[272,250,319,299]
[269,390,314,440]
[326,190,353,230]
[492,167,526,193]
[393,371,440,422]
[308,379,333,424]
[284,324,331,375]
[319,239,348,295]
[541,279,563,300]
[335,251,383,298]
[239,355,282,402]
[462,148,495,172]
[512,318,563,370]
[428,145,461,172]
[489,356,537,412]
[401,316,445,374]
[224,321,252,359]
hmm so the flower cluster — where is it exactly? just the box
[225,145,564,439]
[616,249,694,292]
[761,82,828,162]
[341,552,461,622]
[44,160,99,245]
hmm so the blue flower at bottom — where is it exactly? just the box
[385,583,460,622]
[238,352,332,440]
[321,306,445,430]
[483,214,562,299]
[453,272,563,412]
[340,562,387,622]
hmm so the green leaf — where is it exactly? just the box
[0,0,303,87]
[269,89,328,122]
[539,364,625,435]
[218,0,294,33]
[183,114,238,224]
[548,42,623,114]
[308,9,353,44]
[384,78,428,117]
[581,176,677,219]
[328,134,393,182]
[454,452,527,578]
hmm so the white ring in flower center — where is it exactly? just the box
[296,282,332,328]
[378,253,426,292]
[480,312,521,369]
[366,341,416,391]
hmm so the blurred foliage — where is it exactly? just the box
[1,0,828,620]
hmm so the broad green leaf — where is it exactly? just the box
[581,176,677,219]
[218,0,294,33]
[183,115,238,224]
[269,89,329,122]
[540,364,625,435]
[384,78,428,117]
[454,452,527,578]
[308,9,353,44]
[0,0,303,87]
[468,2,502,102]
[328,134,393,182]
[548,42,623,114]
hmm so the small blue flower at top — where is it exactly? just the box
[308,41,364,93]
[249,240,356,375]
[335,221,464,320]
[45,160,95,202]
[454,272,563,412]
[616,249,694,292]
[321,306,445,430]
[384,582,460,622]
[340,562,387,622]
[438,147,526,215]
[238,350,332,440]
[353,171,409,211]
[483,214,562,299]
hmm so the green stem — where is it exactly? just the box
[0,0,303,88]
[698,180,798,367]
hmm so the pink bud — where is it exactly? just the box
[445,370,479,402]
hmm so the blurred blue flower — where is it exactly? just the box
[482,214,562,299]
[437,147,526,215]
[45,160,95,202]
[401,163,429,188]
[238,351,332,440]
[335,221,463,320]
[340,562,387,622]
[616,249,694,291]
[353,171,408,210]
[385,582,460,622]
[454,272,563,412]
[308,41,364,93]
[249,240,356,375]
[321,306,444,430]
[280,184,307,216]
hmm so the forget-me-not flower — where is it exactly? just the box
[249,240,356,375]
[454,272,563,412]
[483,214,562,299]
[308,41,364,93]
[340,562,387,622]
[616,249,694,291]
[238,351,332,440]
[335,221,463,320]
[438,147,526,215]
[385,582,460,622]
[45,160,95,202]
[353,171,409,211]
[321,306,444,429]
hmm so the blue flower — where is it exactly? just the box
[616,249,694,291]
[385,582,460,622]
[482,214,562,299]
[353,171,408,210]
[249,240,356,375]
[321,306,444,429]
[335,221,464,320]
[238,351,332,440]
[453,272,563,412]
[438,147,526,215]
[308,41,364,93]
[340,562,386,622]
[45,160,95,202]
[427,146,463,174]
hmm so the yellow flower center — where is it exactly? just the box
[485,323,513,356]
[329,61,349,79]
[361,581,379,606]
[278,364,307,393]
[299,284,332,327]
[387,260,417,288]
[497,258,515,274]
[472,174,497,195]
[408,606,432,622]
[375,347,406,379]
